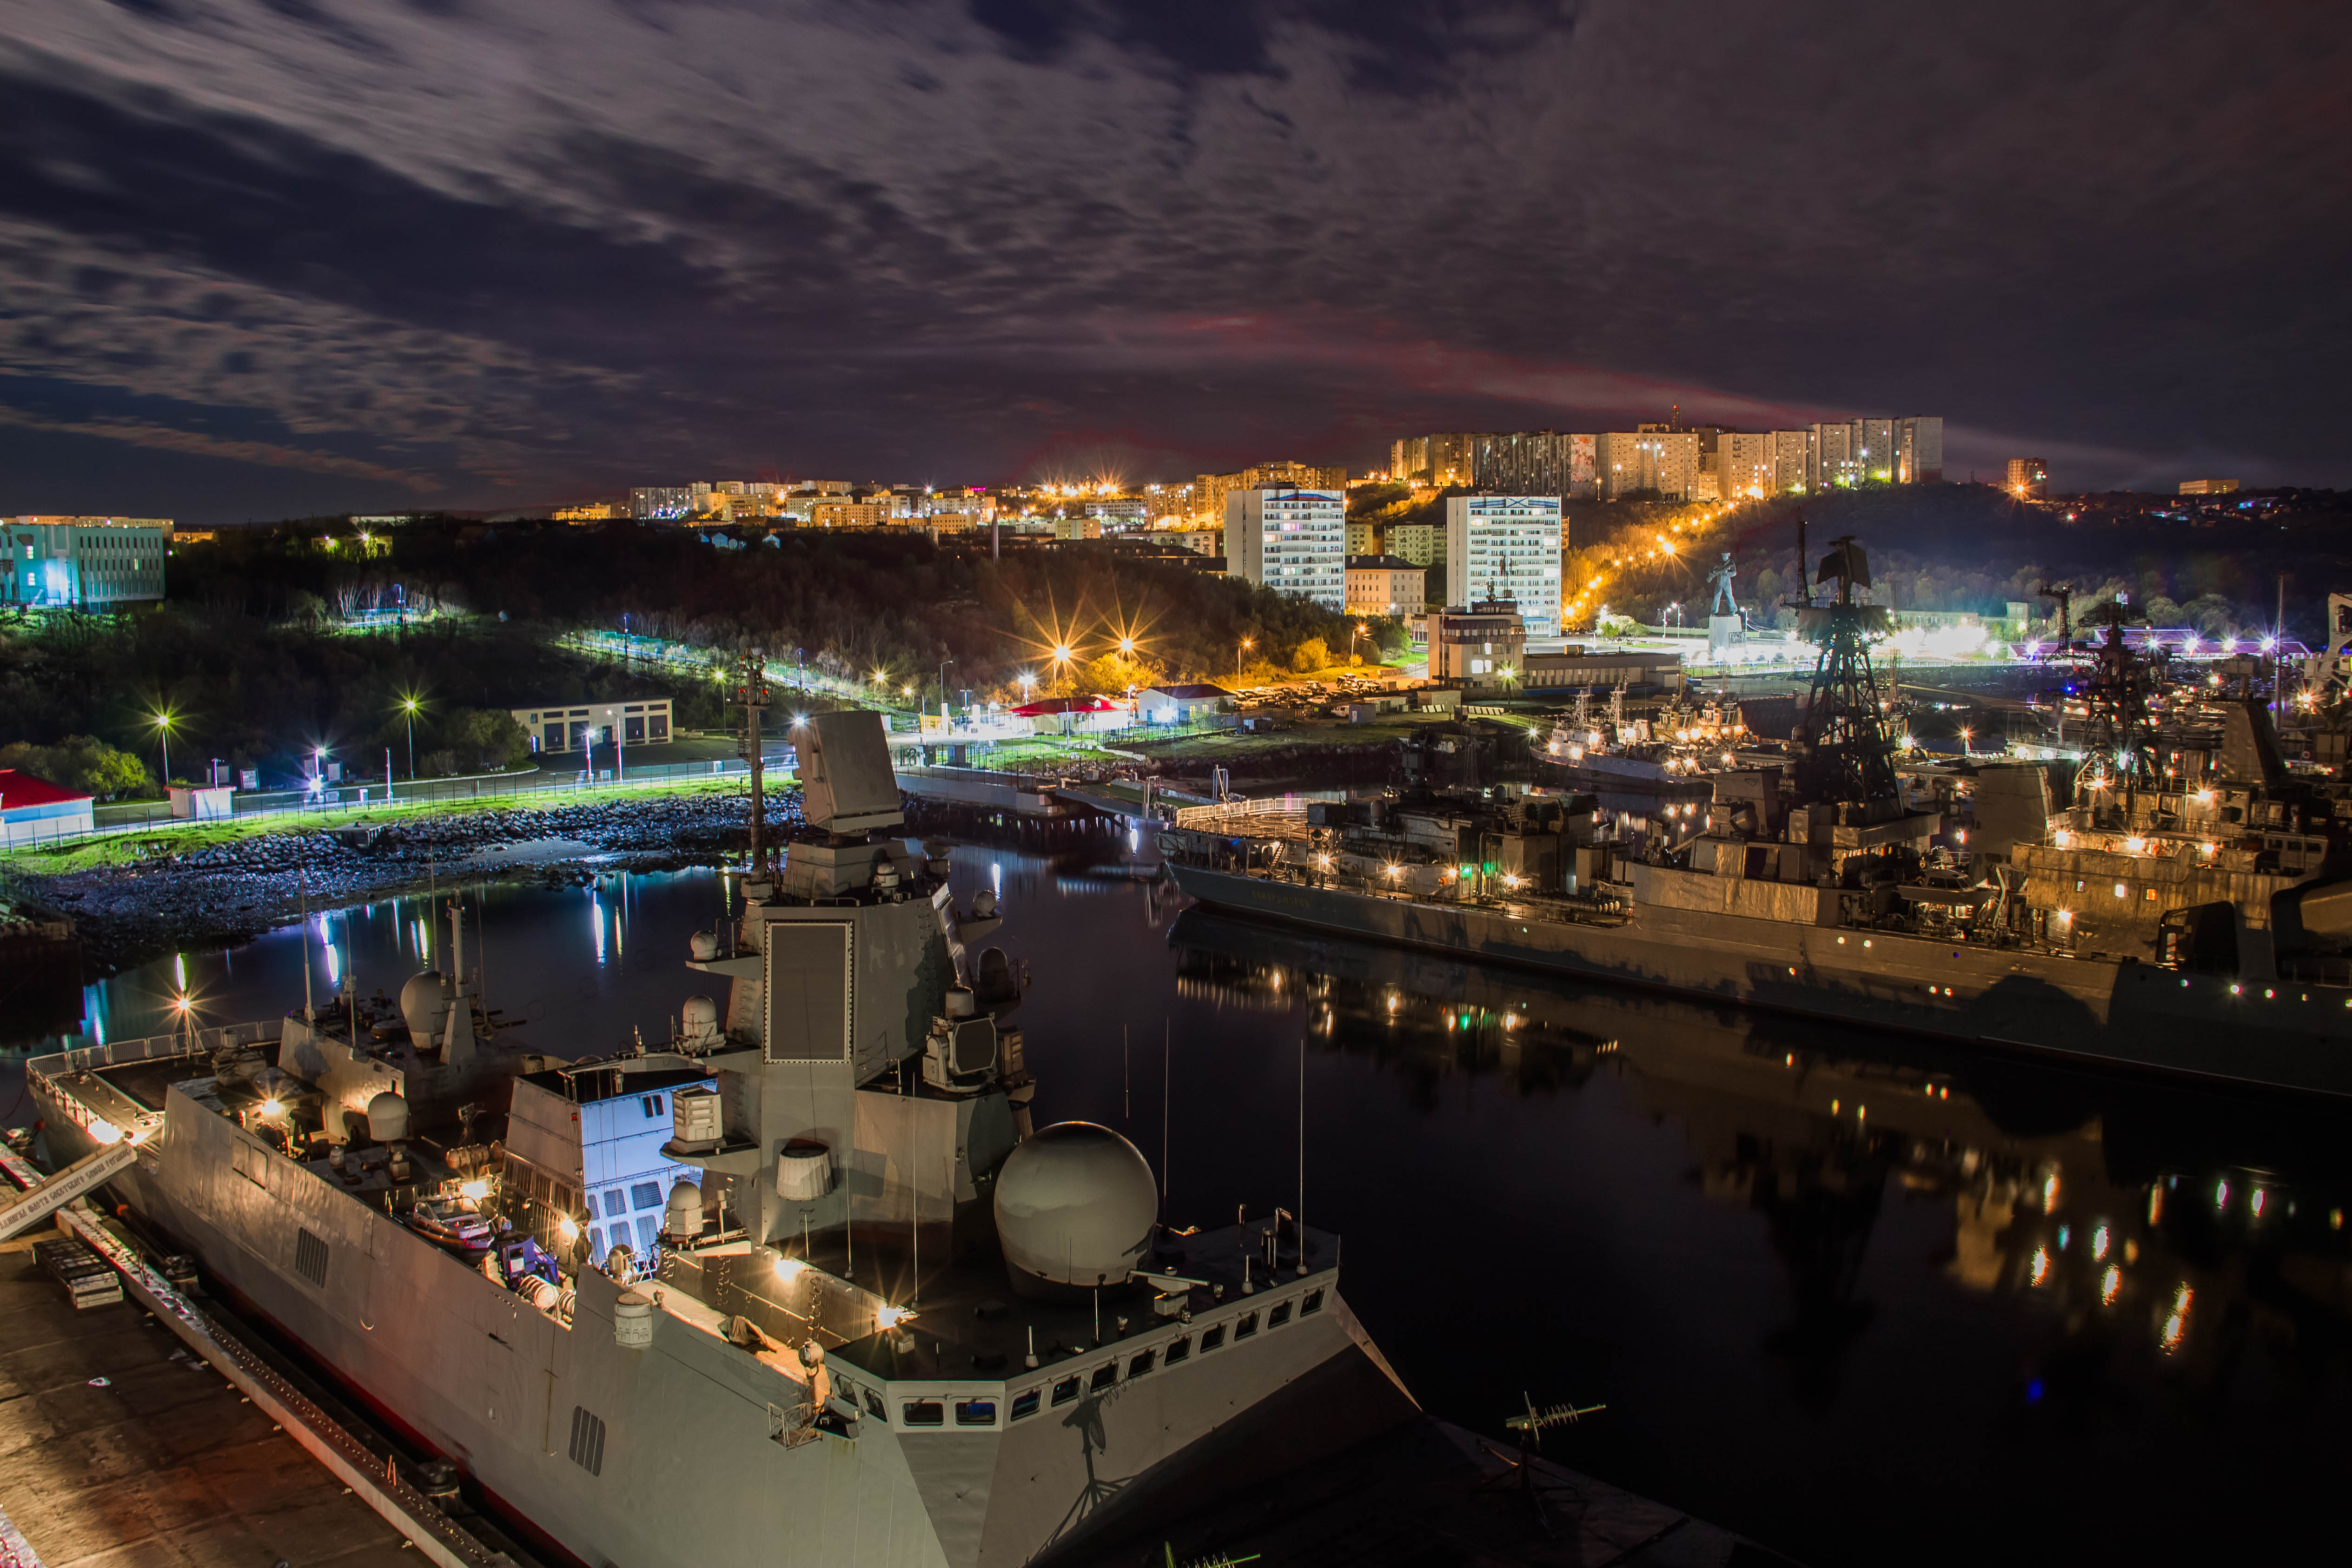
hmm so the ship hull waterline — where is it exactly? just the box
[1163,863,2352,1099]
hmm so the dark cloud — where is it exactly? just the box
[0,0,2344,521]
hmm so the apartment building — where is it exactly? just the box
[1196,461,1348,527]
[1444,495,1563,637]
[1346,556,1427,618]
[1596,431,1701,501]
[1225,487,1345,610]
[1386,521,1436,566]
[1716,432,1776,501]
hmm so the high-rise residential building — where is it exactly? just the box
[1444,495,1563,637]
[2,516,171,609]
[1596,431,1701,500]
[1895,417,1944,484]
[1226,487,1345,610]
[1345,519,1381,556]
[631,486,694,520]
[2007,458,2050,500]
[1471,431,1571,495]
[1566,434,1597,499]
[1854,418,1896,484]
[1385,521,1435,566]
[1771,431,1812,494]
[1425,433,1479,486]
[1196,461,1347,526]
[1346,556,1426,618]
[1389,436,1429,482]
[1717,433,1776,501]
[1809,423,1857,490]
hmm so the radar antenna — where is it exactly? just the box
[2075,597,2161,807]
[1791,536,1900,804]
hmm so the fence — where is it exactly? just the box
[6,750,801,853]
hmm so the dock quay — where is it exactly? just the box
[894,763,1214,841]
[0,1148,530,1568]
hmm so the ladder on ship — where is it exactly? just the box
[0,1139,139,1242]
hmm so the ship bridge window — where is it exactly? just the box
[1051,1376,1081,1407]
[602,1191,628,1218]
[1200,1325,1226,1351]
[902,1401,944,1427]
[862,1387,885,1419]
[1127,1349,1155,1378]
[1010,1389,1041,1421]
[630,1182,663,1210]
[1269,1301,1292,1328]
[1302,1289,1325,1315]
[1235,1311,1260,1340]
[954,1399,996,1427]
[1089,1362,1119,1392]
[1165,1336,1191,1365]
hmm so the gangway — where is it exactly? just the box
[0,1138,139,1241]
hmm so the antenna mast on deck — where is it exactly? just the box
[2075,598,2161,809]
[731,640,773,875]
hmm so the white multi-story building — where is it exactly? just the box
[1896,417,1944,484]
[1346,556,1426,619]
[1595,431,1701,501]
[2,516,172,609]
[1226,488,1345,610]
[1444,495,1563,637]
[1809,423,1858,490]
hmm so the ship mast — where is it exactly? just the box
[2074,598,2161,816]
[732,641,773,876]
[1792,535,1900,805]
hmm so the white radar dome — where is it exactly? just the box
[399,970,452,1044]
[680,994,721,1042]
[993,1121,1157,1301]
[365,1092,411,1142]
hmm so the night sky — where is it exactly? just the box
[1,0,2346,523]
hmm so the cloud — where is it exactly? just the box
[0,0,2342,516]
[0,402,441,489]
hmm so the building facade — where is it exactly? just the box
[630,487,695,520]
[1809,423,1857,490]
[1196,462,1347,526]
[1717,432,1776,501]
[1444,495,1562,637]
[1225,488,1345,610]
[2007,458,2050,500]
[1596,432,1701,501]
[2,517,172,609]
[1895,416,1944,484]
[1385,521,1436,566]
[1771,430,1812,494]
[510,699,674,756]
[1346,556,1427,619]
[1430,602,1528,687]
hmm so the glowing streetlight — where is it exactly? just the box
[1237,637,1253,679]
[399,695,420,781]
[150,708,176,787]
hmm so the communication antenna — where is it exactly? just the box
[1296,1030,1307,1276]
[1505,1392,1607,1449]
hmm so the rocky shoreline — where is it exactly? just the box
[10,792,807,978]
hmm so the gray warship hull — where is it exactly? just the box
[27,1031,1403,1568]
[1164,864,2352,1098]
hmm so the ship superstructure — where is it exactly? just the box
[28,702,1406,1568]
[1162,538,2352,1096]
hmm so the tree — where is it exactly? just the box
[1291,637,1330,673]
[448,708,529,770]
[0,735,150,801]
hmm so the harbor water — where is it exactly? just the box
[13,839,2352,1567]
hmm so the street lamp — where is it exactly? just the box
[1351,622,1369,665]
[150,709,175,788]
[1237,637,1253,679]
[400,697,419,781]
[938,657,955,716]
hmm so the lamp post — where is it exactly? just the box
[1351,622,1369,665]
[1237,637,1253,680]
[400,697,419,781]
[150,710,175,790]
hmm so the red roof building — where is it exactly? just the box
[0,768,96,847]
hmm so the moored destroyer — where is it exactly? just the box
[27,700,1409,1568]
[1162,538,2352,1096]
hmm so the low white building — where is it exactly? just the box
[0,769,93,846]
[511,699,674,755]
[1138,683,1233,724]
[2,516,172,609]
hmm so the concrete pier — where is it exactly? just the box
[0,1235,410,1568]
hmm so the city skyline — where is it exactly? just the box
[0,2,2345,524]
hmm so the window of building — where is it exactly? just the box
[603,1190,628,1218]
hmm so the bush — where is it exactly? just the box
[1291,637,1330,673]
[0,735,152,800]
[419,748,460,778]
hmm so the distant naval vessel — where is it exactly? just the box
[1163,538,2352,1097]
[27,688,1409,1567]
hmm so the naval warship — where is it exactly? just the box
[1162,538,2352,1098]
[26,691,1411,1568]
